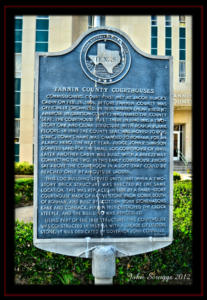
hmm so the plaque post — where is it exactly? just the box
[92,246,116,285]
[92,17,116,285]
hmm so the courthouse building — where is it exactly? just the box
[14,15,192,168]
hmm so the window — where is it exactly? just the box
[179,15,186,27]
[15,78,21,118]
[165,16,172,56]
[100,16,105,26]
[179,61,186,83]
[15,16,23,53]
[14,79,20,162]
[14,143,20,162]
[151,16,157,55]
[36,16,49,52]
[173,124,184,160]
[14,14,22,162]
[88,16,105,28]
[15,54,22,78]
[88,16,94,28]
[179,18,186,82]
[151,15,157,26]
[15,120,20,143]
[179,28,186,60]
[165,15,171,27]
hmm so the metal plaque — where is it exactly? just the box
[34,27,173,257]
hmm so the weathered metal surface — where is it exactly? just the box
[34,26,173,257]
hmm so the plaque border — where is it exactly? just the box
[34,26,173,257]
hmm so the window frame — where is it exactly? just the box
[14,119,20,143]
[151,15,157,26]
[179,15,186,27]
[14,16,23,53]
[88,15,105,28]
[151,16,157,55]
[14,143,20,162]
[35,16,49,52]
[165,15,171,27]
[165,16,172,56]
[179,20,186,82]
[14,78,21,118]
[179,60,186,83]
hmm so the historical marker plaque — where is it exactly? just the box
[34,27,173,257]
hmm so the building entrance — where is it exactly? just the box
[173,124,184,161]
[173,131,180,160]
